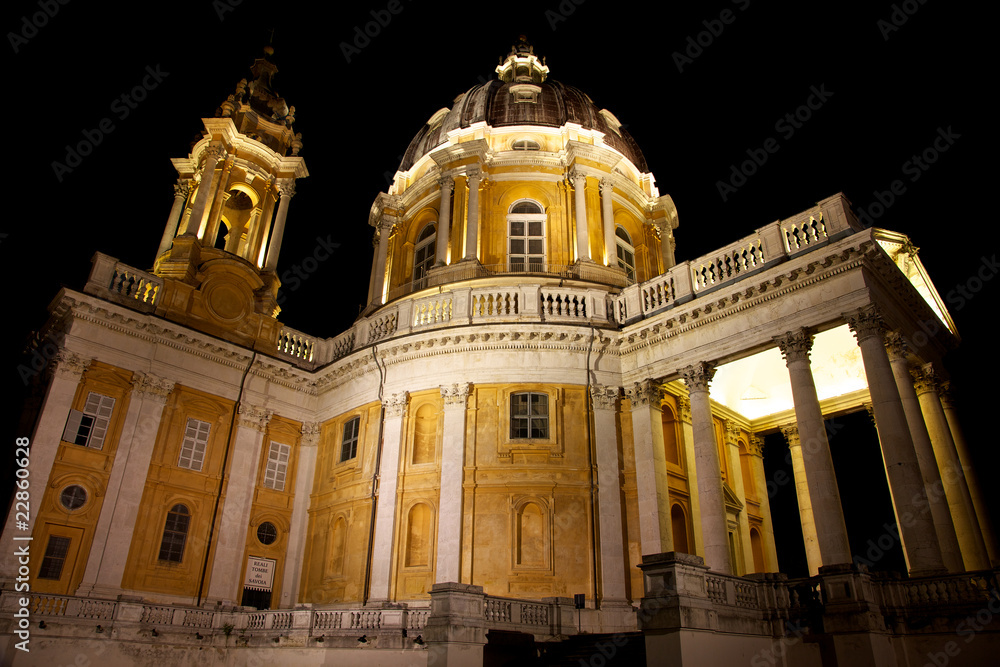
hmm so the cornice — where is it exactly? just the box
[618,242,872,358]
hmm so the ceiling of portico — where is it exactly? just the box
[709,324,868,421]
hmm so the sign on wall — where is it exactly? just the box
[244,556,276,591]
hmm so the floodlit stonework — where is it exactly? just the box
[2,39,998,666]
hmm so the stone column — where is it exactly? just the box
[436,384,470,584]
[77,372,175,598]
[680,363,731,574]
[207,404,272,603]
[748,436,779,572]
[463,169,482,262]
[657,223,676,273]
[847,307,945,574]
[436,176,454,267]
[781,425,822,575]
[570,170,590,262]
[724,421,754,574]
[911,365,989,571]
[591,385,628,605]
[0,351,91,585]
[369,392,408,602]
[156,179,192,259]
[625,380,672,556]
[676,397,704,556]
[264,179,296,271]
[206,155,235,243]
[775,329,852,570]
[370,218,394,306]
[600,178,615,266]
[885,334,963,572]
[280,422,319,608]
[181,143,225,237]
[940,384,1000,565]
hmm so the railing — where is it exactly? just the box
[84,252,163,312]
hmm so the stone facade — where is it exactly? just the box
[2,41,997,667]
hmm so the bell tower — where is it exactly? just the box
[152,46,308,351]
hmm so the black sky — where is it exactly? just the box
[4,1,994,575]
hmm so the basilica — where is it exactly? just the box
[2,39,997,666]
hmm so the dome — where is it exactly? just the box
[399,38,648,173]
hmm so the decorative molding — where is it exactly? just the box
[441,383,472,408]
[51,350,91,381]
[774,328,813,364]
[589,384,620,411]
[300,421,321,447]
[238,404,273,432]
[131,371,175,404]
[624,379,661,407]
[676,395,692,423]
[383,392,409,418]
[680,362,716,393]
[846,304,886,345]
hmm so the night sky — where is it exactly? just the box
[3,1,993,577]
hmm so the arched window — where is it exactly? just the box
[413,223,436,287]
[512,139,540,151]
[615,226,636,283]
[158,504,190,563]
[671,504,690,554]
[405,503,432,567]
[507,201,545,272]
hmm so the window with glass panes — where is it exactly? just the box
[413,223,436,286]
[340,417,360,462]
[61,392,115,449]
[263,441,290,491]
[38,536,71,580]
[158,504,190,563]
[616,226,636,283]
[508,201,545,272]
[178,418,211,471]
[510,392,549,439]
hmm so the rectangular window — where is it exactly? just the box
[508,217,545,272]
[62,392,115,449]
[263,441,291,491]
[340,417,360,462]
[38,536,71,580]
[178,418,211,471]
[510,392,549,439]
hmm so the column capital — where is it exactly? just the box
[383,391,409,418]
[624,379,662,407]
[938,381,957,410]
[438,175,455,193]
[774,328,814,364]
[50,349,91,381]
[590,384,620,411]
[441,383,472,408]
[884,330,909,361]
[173,179,192,198]
[748,435,765,458]
[724,420,741,447]
[780,424,800,446]
[599,177,613,195]
[276,179,296,198]
[130,371,175,404]
[465,167,482,183]
[238,403,273,432]
[910,363,941,396]
[202,143,226,162]
[300,421,321,447]
[846,304,886,344]
[568,169,586,186]
[863,402,877,426]
[676,395,692,423]
[680,362,716,393]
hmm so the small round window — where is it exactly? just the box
[257,522,278,545]
[60,485,87,510]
